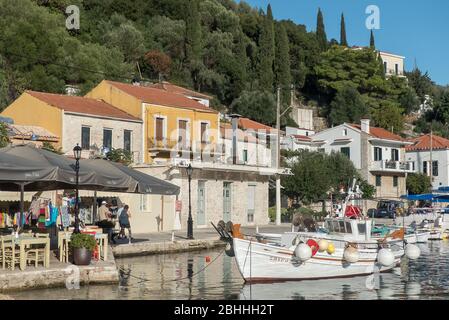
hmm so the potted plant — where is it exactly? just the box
[70,233,97,265]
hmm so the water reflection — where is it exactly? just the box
[8,241,449,300]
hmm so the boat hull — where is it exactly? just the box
[233,238,403,282]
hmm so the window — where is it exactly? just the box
[200,122,209,143]
[395,64,399,75]
[340,147,350,159]
[357,223,366,235]
[178,120,188,147]
[433,161,439,177]
[81,126,90,150]
[345,222,352,234]
[423,161,428,175]
[384,61,387,73]
[243,149,248,163]
[124,130,132,153]
[374,147,383,161]
[393,176,398,187]
[140,194,150,212]
[343,129,348,136]
[391,148,399,161]
[376,175,382,187]
[155,117,164,142]
[103,129,112,151]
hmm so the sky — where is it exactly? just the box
[241,0,449,86]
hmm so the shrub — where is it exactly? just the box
[70,233,97,251]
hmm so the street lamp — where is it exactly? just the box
[73,144,82,234]
[186,163,194,239]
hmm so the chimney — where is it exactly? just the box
[230,114,241,165]
[361,119,370,134]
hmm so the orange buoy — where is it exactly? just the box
[205,256,211,263]
[306,239,319,256]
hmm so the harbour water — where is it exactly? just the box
[9,241,449,300]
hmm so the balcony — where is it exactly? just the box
[148,138,191,152]
[370,160,415,173]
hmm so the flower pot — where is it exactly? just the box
[73,247,92,266]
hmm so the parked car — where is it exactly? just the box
[373,200,405,219]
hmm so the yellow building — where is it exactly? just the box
[86,80,220,164]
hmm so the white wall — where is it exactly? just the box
[312,125,362,169]
[222,137,272,167]
[291,108,314,130]
[380,52,405,77]
[62,113,142,162]
[406,149,449,189]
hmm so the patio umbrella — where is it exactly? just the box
[84,159,180,195]
[0,144,133,192]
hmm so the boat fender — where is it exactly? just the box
[377,248,395,267]
[306,239,319,256]
[343,246,359,263]
[318,239,329,252]
[326,242,335,255]
[294,243,312,262]
[405,244,420,260]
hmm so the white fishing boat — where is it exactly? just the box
[231,218,419,282]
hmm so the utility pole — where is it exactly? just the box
[276,86,281,226]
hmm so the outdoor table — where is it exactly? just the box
[58,231,109,262]
[14,236,50,271]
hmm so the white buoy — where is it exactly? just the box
[405,244,421,260]
[343,246,359,263]
[294,243,312,262]
[318,239,329,252]
[377,248,395,267]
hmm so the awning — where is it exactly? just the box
[401,193,449,202]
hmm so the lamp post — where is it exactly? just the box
[73,144,82,234]
[186,164,194,239]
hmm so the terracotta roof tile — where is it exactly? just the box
[406,134,449,151]
[238,118,277,133]
[149,82,212,100]
[349,124,404,142]
[8,124,59,141]
[106,81,217,113]
[292,134,312,142]
[26,91,140,121]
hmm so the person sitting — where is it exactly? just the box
[98,201,115,244]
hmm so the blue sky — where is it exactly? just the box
[241,0,449,86]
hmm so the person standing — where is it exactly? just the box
[119,205,132,244]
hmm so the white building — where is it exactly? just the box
[379,51,406,78]
[281,126,315,152]
[312,119,414,203]
[406,134,449,189]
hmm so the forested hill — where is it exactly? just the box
[0,0,446,136]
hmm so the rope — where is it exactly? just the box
[117,248,226,284]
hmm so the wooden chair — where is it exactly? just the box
[26,233,49,267]
[58,231,71,263]
[1,235,20,270]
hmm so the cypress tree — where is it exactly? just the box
[257,4,275,92]
[370,30,375,49]
[185,0,201,63]
[340,13,348,47]
[316,8,328,51]
[232,29,248,97]
[274,23,291,106]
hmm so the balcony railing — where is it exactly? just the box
[148,138,191,151]
[370,160,415,173]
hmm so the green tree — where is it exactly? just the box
[370,30,375,49]
[106,148,132,166]
[329,86,368,126]
[316,8,327,52]
[434,90,449,124]
[0,122,10,147]
[405,68,434,103]
[257,5,275,91]
[185,0,202,64]
[274,23,291,105]
[230,90,276,125]
[407,173,432,195]
[340,13,348,47]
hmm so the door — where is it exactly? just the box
[178,120,188,149]
[197,181,206,226]
[247,185,256,223]
[223,182,232,222]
